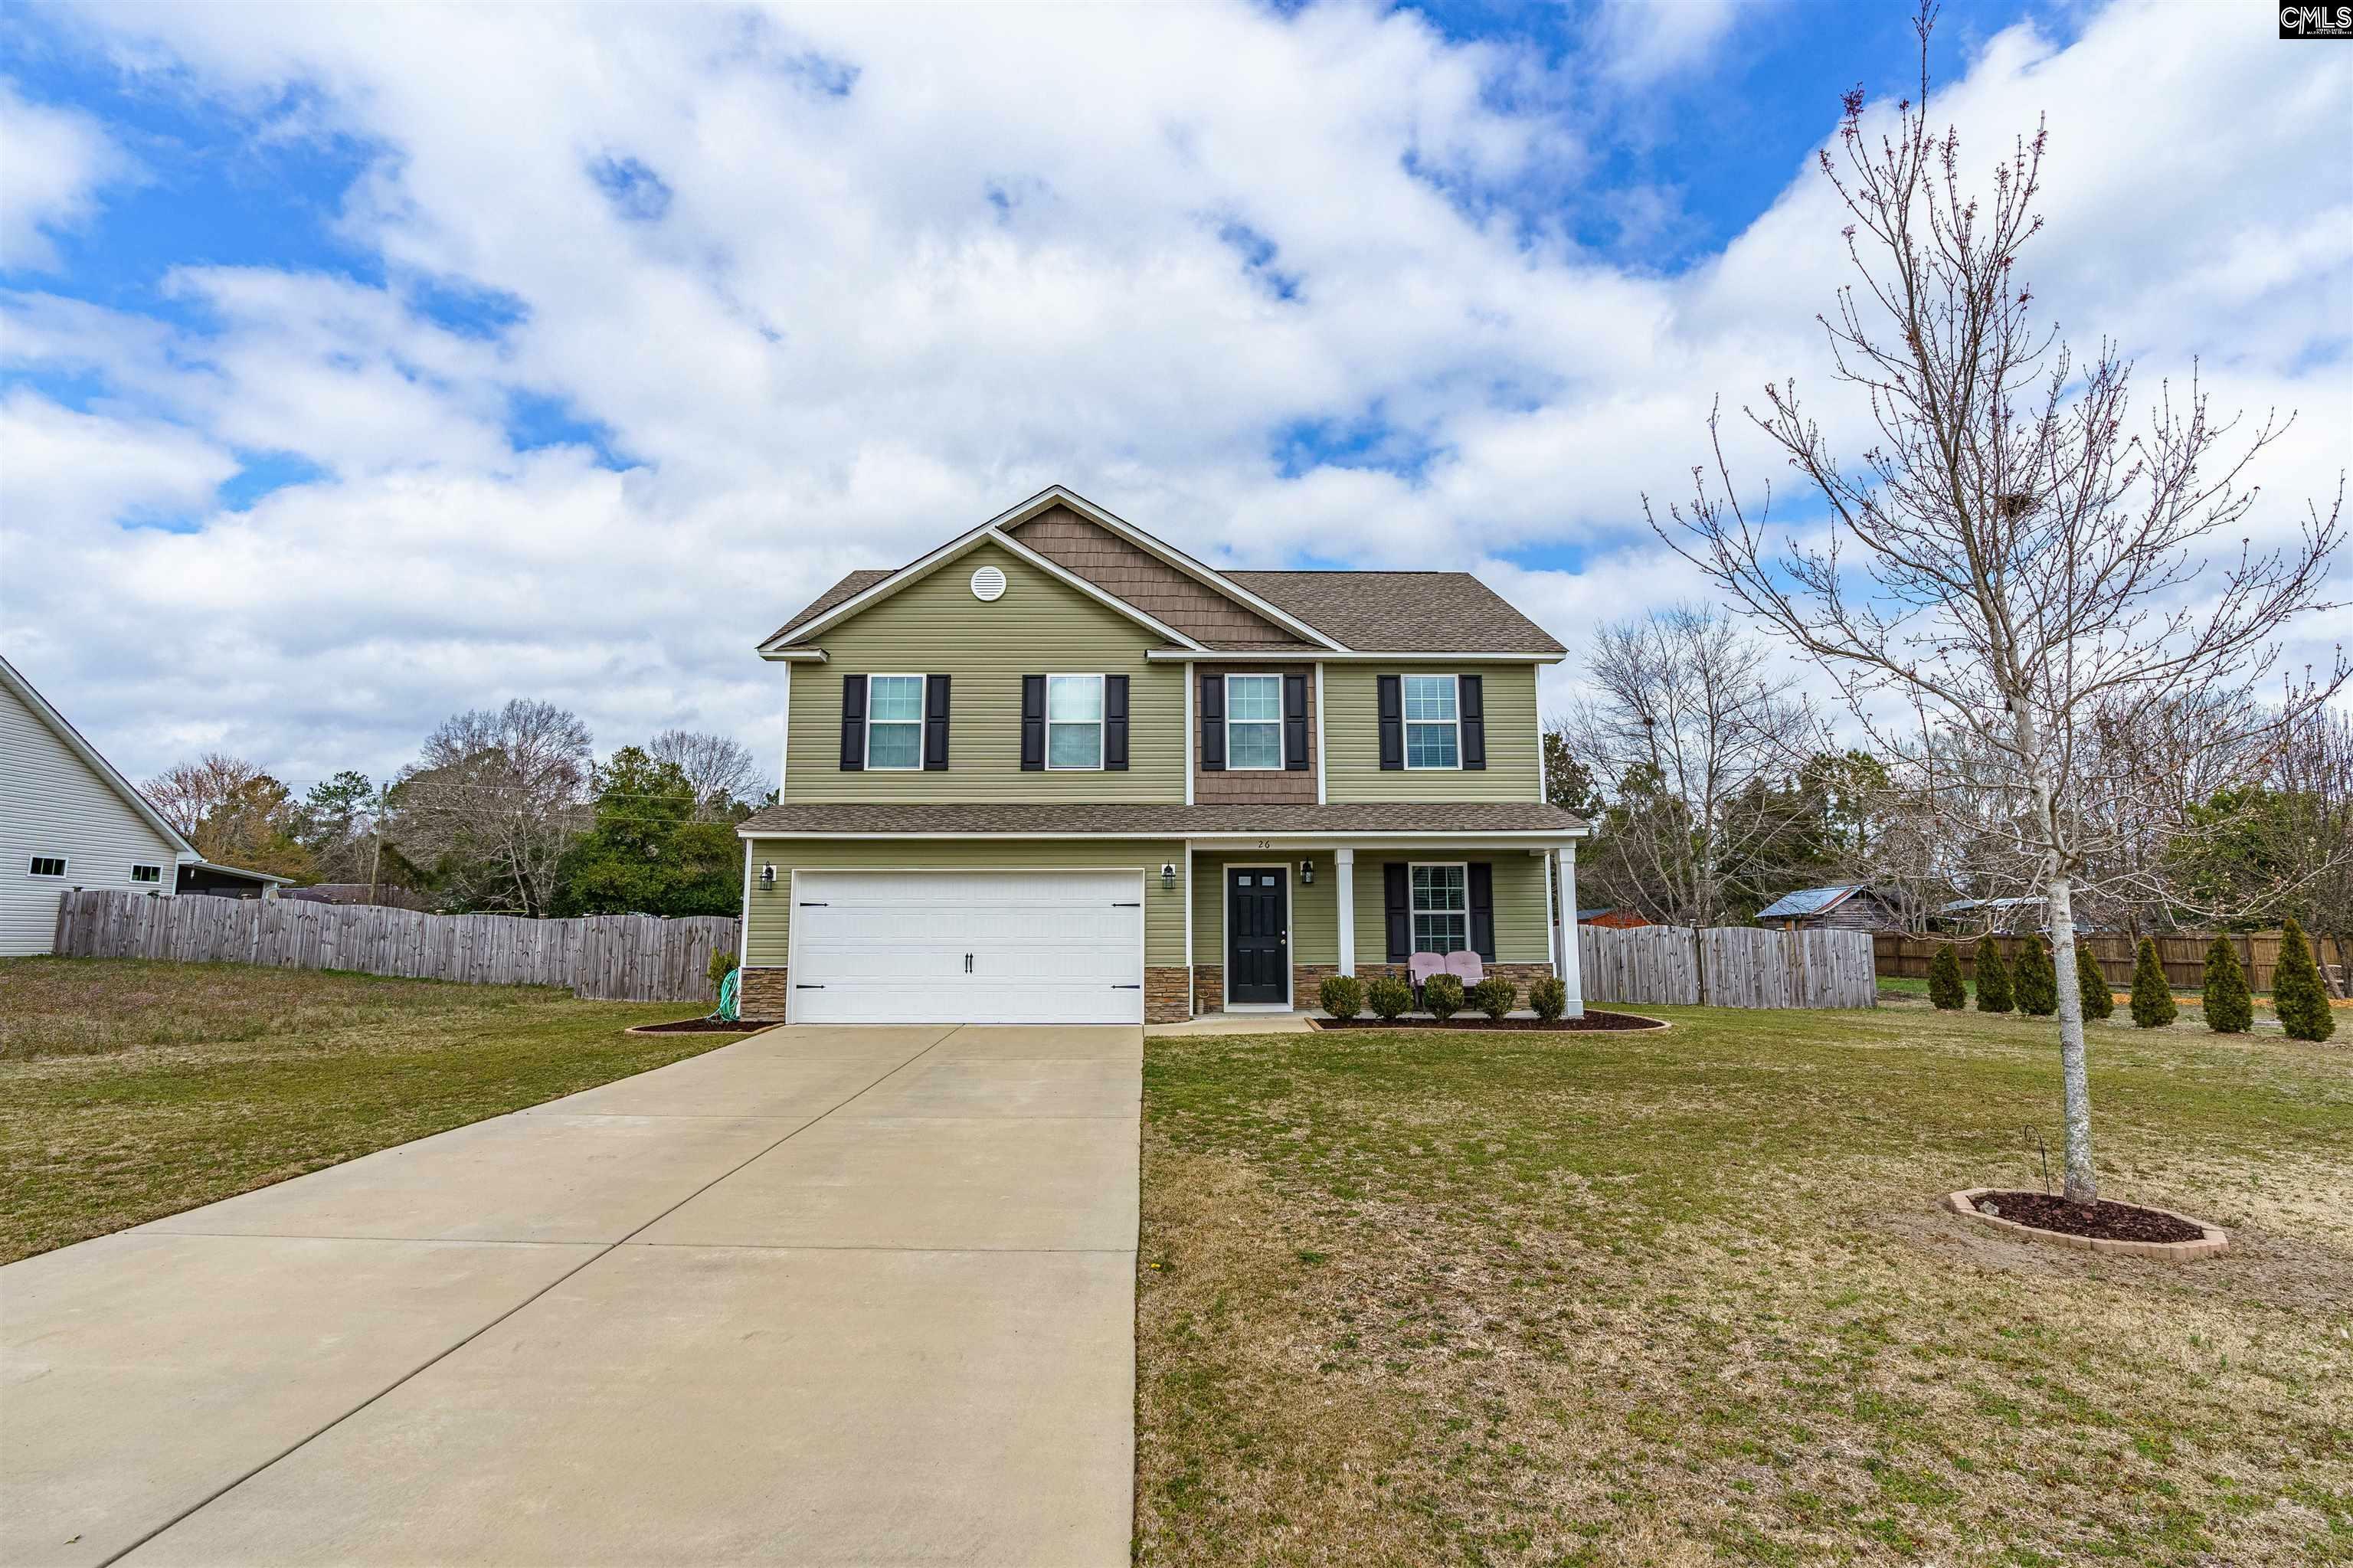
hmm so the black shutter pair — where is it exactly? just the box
[1376,673,1486,771]
[1382,861,1496,961]
[1022,675,1127,770]
[1200,671,1309,770]
[840,674,951,770]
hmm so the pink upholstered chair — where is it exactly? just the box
[1407,951,1446,1003]
[1445,950,1485,987]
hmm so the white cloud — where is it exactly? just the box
[3,0,2346,787]
[0,79,130,271]
[1590,0,1749,87]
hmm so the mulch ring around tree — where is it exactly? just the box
[1949,1187,2228,1259]
[1314,1009,1667,1033]
[623,1018,778,1034]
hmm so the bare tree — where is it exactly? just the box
[1557,604,1825,928]
[388,700,592,916]
[647,729,761,820]
[1648,6,2346,1202]
[142,753,263,837]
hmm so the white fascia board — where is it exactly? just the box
[981,528,1209,649]
[758,648,830,663]
[1144,649,1563,663]
[0,652,198,856]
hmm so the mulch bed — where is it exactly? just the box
[625,1017,774,1034]
[1313,1009,1666,1033]
[1972,1190,2206,1244]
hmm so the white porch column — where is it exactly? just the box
[1555,843,1584,1017]
[1334,847,1356,977]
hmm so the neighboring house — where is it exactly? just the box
[1755,884,1903,933]
[178,861,290,900]
[735,486,1590,1024]
[1579,906,1650,928]
[1,653,193,956]
[1935,895,2089,935]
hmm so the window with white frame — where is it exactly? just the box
[28,856,67,879]
[131,864,162,884]
[1047,673,1105,769]
[1226,673,1282,770]
[1411,863,1468,954]
[865,675,925,769]
[1402,674,1460,768]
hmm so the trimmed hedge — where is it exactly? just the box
[1465,977,1517,1020]
[1317,974,1365,1021]
[2074,944,2114,1021]
[1367,976,1413,1021]
[1528,974,1567,1022]
[2129,937,2178,1028]
[1974,941,2015,1013]
[2202,936,2253,1033]
[2273,917,2336,1043]
[1421,973,1464,1021]
[2014,939,2058,1016]
[1928,945,1966,1010]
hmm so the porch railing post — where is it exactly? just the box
[1334,846,1356,977]
[1555,843,1584,1017]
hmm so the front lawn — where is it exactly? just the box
[0,957,747,1263]
[1137,1001,2353,1565]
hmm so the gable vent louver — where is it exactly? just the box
[970,565,1006,602]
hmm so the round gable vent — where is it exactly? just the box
[970,565,1007,602]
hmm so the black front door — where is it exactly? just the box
[1227,868,1288,1004]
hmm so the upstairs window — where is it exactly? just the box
[1047,673,1105,769]
[1411,863,1468,953]
[1226,674,1282,770]
[865,675,925,769]
[131,864,163,883]
[1403,674,1460,769]
[28,856,67,878]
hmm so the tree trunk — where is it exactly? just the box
[2018,702,2098,1204]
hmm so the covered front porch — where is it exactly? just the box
[1180,836,1586,1020]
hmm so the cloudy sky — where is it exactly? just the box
[3,0,2346,794]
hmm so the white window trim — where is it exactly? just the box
[1409,859,1471,954]
[864,673,927,771]
[1402,673,1463,771]
[131,863,163,884]
[1045,672,1107,772]
[28,855,68,879]
[1224,673,1284,771]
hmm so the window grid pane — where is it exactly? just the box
[1412,914,1468,954]
[867,723,921,769]
[1048,676,1103,722]
[1227,675,1281,721]
[868,676,924,722]
[1406,723,1458,769]
[1048,722,1102,769]
[1229,722,1281,769]
[1402,676,1457,722]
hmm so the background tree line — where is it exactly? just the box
[142,701,767,918]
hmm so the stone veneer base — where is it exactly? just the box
[1944,1188,2228,1261]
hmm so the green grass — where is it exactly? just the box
[0,957,748,1262]
[1136,999,2353,1566]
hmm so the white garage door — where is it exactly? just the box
[790,869,1146,1024]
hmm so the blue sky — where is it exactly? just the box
[2,0,2343,784]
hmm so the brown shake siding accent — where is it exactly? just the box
[1007,506,1313,650]
[1193,664,1317,804]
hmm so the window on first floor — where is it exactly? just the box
[1412,863,1469,953]
[1225,673,1282,769]
[1403,673,1460,768]
[131,864,162,883]
[865,674,925,769]
[28,856,67,878]
[1047,673,1105,769]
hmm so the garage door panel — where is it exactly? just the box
[793,871,1144,1025]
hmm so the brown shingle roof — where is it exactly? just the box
[1225,571,1565,654]
[739,800,1586,836]
[767,569,892,644]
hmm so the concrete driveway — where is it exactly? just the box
[1,1024,1140,1567]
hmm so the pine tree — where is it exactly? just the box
[2202,936,2253,1033]
[1974,941,2014,1013]
[2129,937,2177,1028]
[2273,917,2336,1043]
[1928,944,1967,1010]
[2075,944,2114,1022]
[2014,939,2058,1016]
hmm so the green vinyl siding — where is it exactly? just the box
[745,837,1187,969]
[784,543,1184,802]
[1192,852,1339,968]
[1349,853,1553,965]
[1321,664,1543,803]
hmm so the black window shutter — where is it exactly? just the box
[1461,673,1486,771]
[1105,675,1129,771]
[1020,675,1046,771]
[1468,863,1495,959]
[1199,673,1226,771]
[1377,675,1403,771]
[1283,672,1309,771]
[839,674,867,771]
[924,674,951,771]
[1384,863,1410,961]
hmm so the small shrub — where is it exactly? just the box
[1422,973,1464,1020]
[2202,936,2253,1033]
[1317,974,1365,1021]
[1927,945,1967,1010]
[1974,941,2014,1013]
[2074,945,2114,1021]
[1366,975,1413,1021]
[1466,977,1517,1020]
[707,948,738,992]
[1528,974,1567,1022]
[2014,939,2058,1016]
[2129,937,2177,1028]
[2273,917,2335,1043]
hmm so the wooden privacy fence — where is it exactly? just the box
[1576,924,1877,1009]
[1873,929,2349,994]
[52,890,737,1003]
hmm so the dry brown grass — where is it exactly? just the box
[1137,1003,2353,1565]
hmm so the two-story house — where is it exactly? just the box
[735,486,1589,1024]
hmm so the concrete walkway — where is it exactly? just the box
[2,1024,1140,1567]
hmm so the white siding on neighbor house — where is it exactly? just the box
[1,680,183,957]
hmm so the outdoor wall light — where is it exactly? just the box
[761,864,776,889]
[1160,862,1178,890]
[1298,859,1315,885]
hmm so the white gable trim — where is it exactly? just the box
[0,653,197,857]
[761,522,1211,655]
